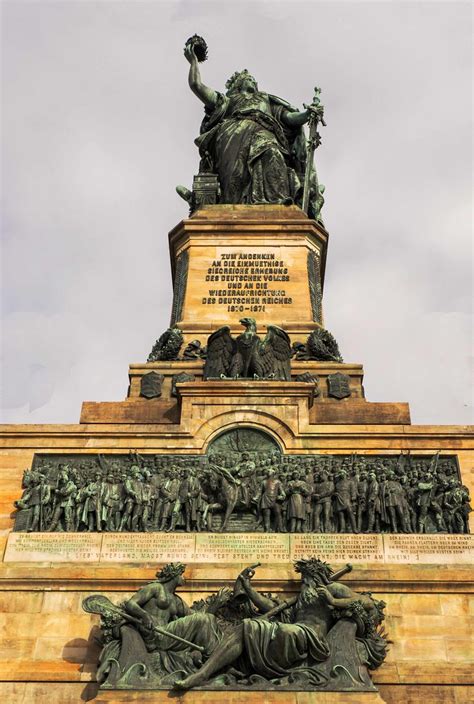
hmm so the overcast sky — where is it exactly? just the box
[1,0,472,426]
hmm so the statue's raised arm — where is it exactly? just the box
[178,36,326,223]
[184,36,218,109]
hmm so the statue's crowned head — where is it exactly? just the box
[225,69,258,96]
[156,562,186,583]
[294,557,334,586]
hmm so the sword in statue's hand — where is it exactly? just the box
[302,86,326,216]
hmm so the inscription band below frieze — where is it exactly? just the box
[3,532,473,565]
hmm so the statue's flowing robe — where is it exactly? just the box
[195,91,306,206]
[240,618,330,684]
[98,610,222,686]
[141,610,221,658]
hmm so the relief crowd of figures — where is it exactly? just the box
[14,451,471,535]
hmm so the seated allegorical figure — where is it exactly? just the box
[84,563,226,687]
[83,558,389,692]
[181,36,324,220]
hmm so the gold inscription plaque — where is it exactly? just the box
[194,533,289,563]
[4,532,102,562]
[383,534,474,564]
[100,533,195,563]
[202,250,293,316]
[291,534,384,563]
[183,243,315,328]
[4,532,472,565]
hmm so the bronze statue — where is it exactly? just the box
[260,468,286,532]
[333,470,358,534]
[83,559,389,692]
[203,317,292,380]
[180,36,325,219]
[83,562,229,688]
[312,470,334,533]
[48,465,76,532]
[14,470,50,532]
[305,328,343,362]
[182,339,207,360]
[286,471,311,533]
[148,327,183,362]
[159,468,180,532]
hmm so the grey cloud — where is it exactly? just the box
[1,1,472,425]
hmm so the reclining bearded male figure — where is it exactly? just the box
[86,559,387,690]
[174,558,387,690]
[183,41,319,209]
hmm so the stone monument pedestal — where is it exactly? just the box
[0,205,472,704]
[94,690,389,703]
[168,204,328,346]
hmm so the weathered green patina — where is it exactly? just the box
[177,36,325,222]
[83,559,389,691]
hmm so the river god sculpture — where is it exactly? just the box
[83,558,389,692]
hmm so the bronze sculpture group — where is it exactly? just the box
[147,323,343,370]
[83,558,389,691]
[12,36,471,697]
[14,449,471,535]
[204,318,292,381]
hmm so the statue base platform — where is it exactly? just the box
[168,204,328,346]
[81,373,411,427]
[94,690,388,703]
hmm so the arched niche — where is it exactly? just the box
[206,426,282,461]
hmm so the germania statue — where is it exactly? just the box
[177,35,325,221]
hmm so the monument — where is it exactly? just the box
[0,35,472,704]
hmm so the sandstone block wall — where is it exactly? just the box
[0,423,472,703]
